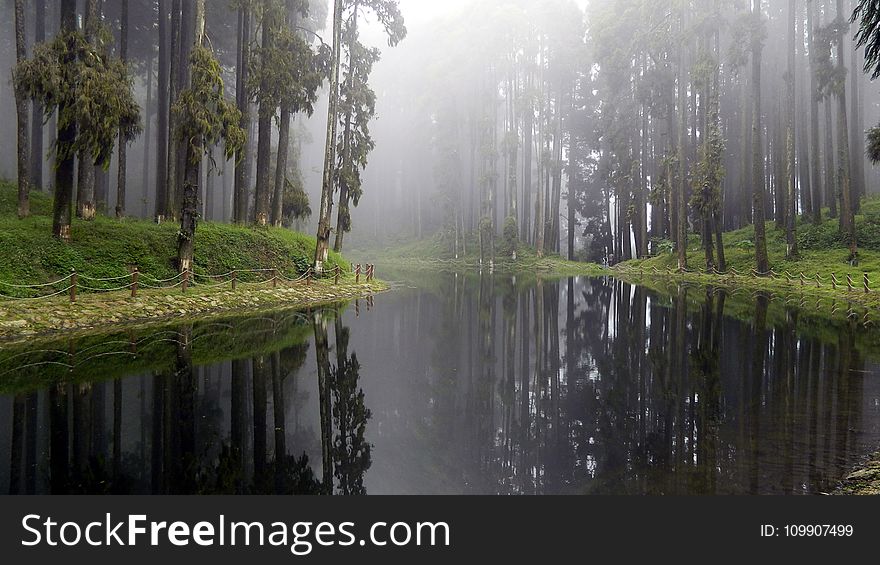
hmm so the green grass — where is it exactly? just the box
[0,181,348,290]
[628,198,880,282]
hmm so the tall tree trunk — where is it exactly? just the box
[835,0,856,259]
[176,0,205,272]
[233,4,252,224]
[53,0,77,241]
[521,69,533,243]
[272,107,291,227]
[334,3,359,253]
[253,0,276,226]
[155,0,169,221]
[808,0,823,224]
[752,0,769,274]
[314,0,343,274]
[677,7,688,271]
[14,0,30,218]
[166,0,182,221]
[850,0,865,212]
[76,0,100,221]
[116,0,129,218]
[29,0,45,193]
[797,3,813,219]
[142,50,154,217]
[785,0,798,258]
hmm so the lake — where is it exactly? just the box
[1,271,879,494]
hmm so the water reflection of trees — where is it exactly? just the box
[423,274,871,494]
[4,309,371,495]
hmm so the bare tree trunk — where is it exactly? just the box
[142,50,154,217]
[76,0,100,221]
[29,0,45,193]
[677,7,688,271]
[272,107,291,227]
[835,0,856,259]
[53,0,77,241]
[253,1,277,226]
[233,4,251,224]
[808,0,822,224]
[116,0,129,218]
[334,2,359,253]
[752,0,769,273]
[176,0,205,272]
[785,0,798,258]
[166,0,182,221]
[155,0,169,221]
[14,0,30,218]
[314,0,343,274]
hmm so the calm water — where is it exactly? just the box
[1,272,879,495]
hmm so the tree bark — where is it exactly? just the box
[677,7,688,271]
[272,107,291,227]
[752,0,769,274]
[14,0,30,218]
[75,0,100,221]
[29,0,45,193]
[155,0,169,221]
[835,0,856,259]
[142,50,154,217]
[785,0,798,258]
[233,4,252,224]
[166,0,182,221]
[253,1,277,226]
[176,0,205,272]
[116,0,129,218]
[808,0,822,224]
[52,0,77,241]
[314,0,344,274]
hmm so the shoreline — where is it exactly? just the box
[0,278,388,343]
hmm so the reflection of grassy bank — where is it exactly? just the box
[0,303,348,395]
[0,278,386,341]
[837,453,880,495]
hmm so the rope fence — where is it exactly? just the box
[611,263,874,295]
[0,262,376,303]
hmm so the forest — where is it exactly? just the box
[2,0,880,277]
[4,0,880,502]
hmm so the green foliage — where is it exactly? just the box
[173,45,245,164]
[852,0,880,79]
[249,0,328,119]
[283,177,312,227]
[15,29,142,167]
[0,182,348,288]
[814,18,850,100]
[501,216,519,257]
[867,126,880,164]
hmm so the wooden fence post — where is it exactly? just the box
[864,273,870,293]
[831,274,838,290]
[232,271,237,291]
[272,268,278,289]
[847,274,854,292]
[334,266,340,285]
[356,264,361,284]
[799,272,804,287]
[70,269,77,303]
[131,267,139,298]
[182,269,189,293]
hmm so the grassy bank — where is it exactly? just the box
[356,233,606,276]
[0,181,388,338]
[618,198,880,309]
[0,276,386,343]
[0,182,348,290]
